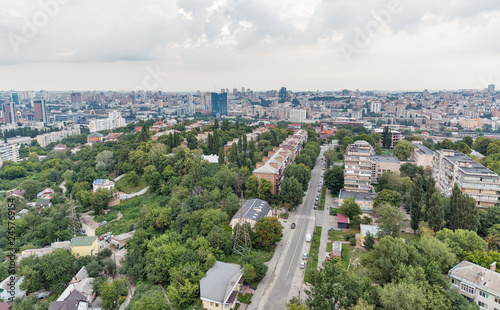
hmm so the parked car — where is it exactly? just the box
[303,253,309,260]
[291,223,296,229]
[300,261,306,269]
[313,205,318,210]
[306,234,312,242]
[99,235,104,241]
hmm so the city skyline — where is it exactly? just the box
[1,0,499,91]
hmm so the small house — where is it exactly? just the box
[337,213,350,229]
[229,199,271,228]
[35,198,52,211]
[0,302,10,310]
[87,132,103,144]
[0,275,26,301]
[92,179,115,192]
[360,224,381,246]
[200,261,243,310]
[52,144,68,153]
[326,241,342,260]
[49,290,88,310]
[110,231,135,249]
[6,189,25,199]
[70,236,98,256]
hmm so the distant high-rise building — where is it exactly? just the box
[2,102,17,126]
[188,94,193,115]
[233,88,238,95]
[489,84,495,94]
[279,87,287,102]
[211,92,228,117]
[342,89,350,96]
[241,87,245,93]
[71,92,82,103]
[33,99,48,123]
[289,108,307,123]
[11,92,19,106]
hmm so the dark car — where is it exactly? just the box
[291,223,296,229]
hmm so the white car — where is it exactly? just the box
[300,261,306,269]
[302,253,309,260]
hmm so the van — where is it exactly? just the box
[306,234,312,242]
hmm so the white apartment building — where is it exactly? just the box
[0,142,20,166]
[344,141,375,193]
[433,149,500,207]
[370,101,381,114]
[89,111,125,133]
[289,108,307,123]
[36,125,81,148]
[449,261,500,310]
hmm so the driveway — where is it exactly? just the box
[81,211,99,236]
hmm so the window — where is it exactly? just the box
[495,297,500,303]
[215,304,219,307]
[461,283,475,295]
[480,291,489,299]
[224,305,230,309]
[210,302,214,306]
[478,301,487,308]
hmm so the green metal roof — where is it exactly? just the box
[70,236,98,247]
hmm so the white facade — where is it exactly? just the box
[0,142,20,166]
[370,101,381,113]
[289,108,307,123]
[89,111,125,133]
[36,125,81,148]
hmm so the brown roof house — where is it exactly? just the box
[49,290,88,310]
[200,261,243,310]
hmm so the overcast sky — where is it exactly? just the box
[1,0,499,92]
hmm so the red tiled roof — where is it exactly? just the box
[337,213,349,224]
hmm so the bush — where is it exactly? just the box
[344,233,355,241]
[349,237,357,246]
[237,293,253,304]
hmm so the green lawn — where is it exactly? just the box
[94,211,118,223]
[304,226,322,284]
[319,186,326,211]
[115,174,148,194]
[326,241,333,252]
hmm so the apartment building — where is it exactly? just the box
[370,155,401,182]
[433,149,500,207]
[89,111,125,133]
[0,142,20,166]
[449,261,500,310]
[224,127,269,153]
[411,142,435,169]
[344,141,375,193]
[36,125,81,147]
[373,128,403,148]
[252,129,307,195]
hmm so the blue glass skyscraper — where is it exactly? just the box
[211,92,227,117]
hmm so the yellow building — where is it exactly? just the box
[70,236,98,256]
[200,261,243,310]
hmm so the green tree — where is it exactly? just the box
[21,179,44,200]
[399,163,423,179]
[305,262,363,310]
[474,137,492,156]
[339,198,362,220]
[378,281,426,310]
[101,278,127,310]
[364,232,375,250]
[392,140,414,161]
[426,192,445,232]
[376,171,402,193]
[462,136,474,148]
[324,148,335,168]
[284,164,311,192]
[410,175,424,234]
[436,229,487,260]
[281,177,303,207]
[90,189,113,214]
[95,150,115,171]
[373,189,401,208]
[134,289,171,310]
[376,204,405,238]
[254,217,284,248]
[324,165,344,195]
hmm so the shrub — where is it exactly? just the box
[349,237,357,246]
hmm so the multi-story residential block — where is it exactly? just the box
[344,141,375,193]
[0,142,20,166]
[461,118,486,129]
[433,149,500,207]
[211,92,228,117]
[252,130,307,195]
[449,261,500,309]
[89,111,125,133]
[33,99,48,123]
[289,108,307,123]
[370,155,401,182]
[36,125,81,148]
[411,142,435,169]
[370,101,381,114]
[2,101,17,126]
[224,127,269,153]
[373,128,403,148]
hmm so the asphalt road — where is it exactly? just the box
[258,145,328,309]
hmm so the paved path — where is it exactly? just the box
[119,186,149,200]
[316,210,339,269]
[81,211,99,236]
[114,174,125,182]
[59,181,67,196]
